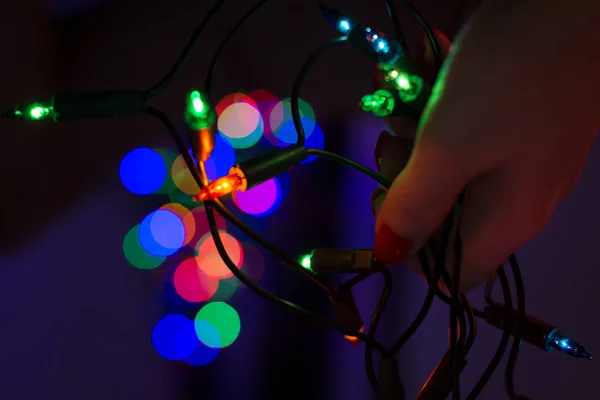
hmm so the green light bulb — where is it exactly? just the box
[300,254,312,270]
[185,90,215,130]
[189,90,206,116]
[396,75,411,90]
[16,102,56,121]
[359,89,395,117]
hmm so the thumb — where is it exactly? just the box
[373,139,470,266]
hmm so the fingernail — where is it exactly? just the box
[374,130,391,171]
[374,223,413,265]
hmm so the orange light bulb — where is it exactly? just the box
[194,174,243,201]
[344,325,364,346]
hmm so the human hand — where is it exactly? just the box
[371,1,600,292]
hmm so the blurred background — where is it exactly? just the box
[0,0,598,399]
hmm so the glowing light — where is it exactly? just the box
[207,135,236,179]
[359,90,395,117]
[184,325,220,366]
[185,205,227,250]
[120,148,167,195]
[218,102,261,139]
[339,19,351,32]
[173,257,219,303]
[233,178,281,216]
[172,152,201,195]
[195,302,241,349]
[123,225,165,270]
[139,209,185,257]
[154,148,177,194]
[344,326,365,345]
[300,254,312,270]
[215,92,257,116]
[196,231,243,279]
[194,174,243,202]
[213,277,240,301]
[267,98,316,145]
[218,102,264,149]
[185,91,215,130]
[157,203,195,247]
[300,121,325,164]
[152,314,200,360]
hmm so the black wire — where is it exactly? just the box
[145,105,392,356]
[338,273,371,291]
[292,38,348,147]
[505,254,526,399]
[462,296,477,352]
[390,268,438,354]
[365,265,393,393]
[305,148,391,188]
[401,0,442,69]
[466,266,513,400]
[450,189,468,400]
[384,0,410,55]
[204,0,272,99]
[451,210,463,399]
[142,0,228,99]
[145,106,333,294]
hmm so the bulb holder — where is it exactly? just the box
[310,249,375,274]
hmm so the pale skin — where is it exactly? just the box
[372,0,600,292]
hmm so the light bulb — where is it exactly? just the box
[194,174,244,202]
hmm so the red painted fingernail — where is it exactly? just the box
[374,223,413,265]
[374,130,391,171]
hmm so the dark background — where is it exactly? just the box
[0,0,598,399]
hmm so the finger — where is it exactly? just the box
[455,159,560,291]
[373,135,473,270]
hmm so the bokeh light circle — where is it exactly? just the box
[157,203,195,246]
[233,178,282,216]
[139,209,185,257]
[183,326,220,366]
[267,98,316,146]
[207,135,236,179]
[218,102,261,139]
[172,152,201,195]
[173,257,219,303]
[186,206,227,249]
[301,121,325,164]
[152,314,199,360]
[120,148,167,195]
[196,231,243,278]
[154,148,178,194]
[195,302,241,348]
[213,277,240,301]
[123,225,165,270]
[215,92,257,116]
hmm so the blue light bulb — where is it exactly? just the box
[339,19,351,32]
[547,330,592,360]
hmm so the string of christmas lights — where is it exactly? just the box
[1,1,592,399]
